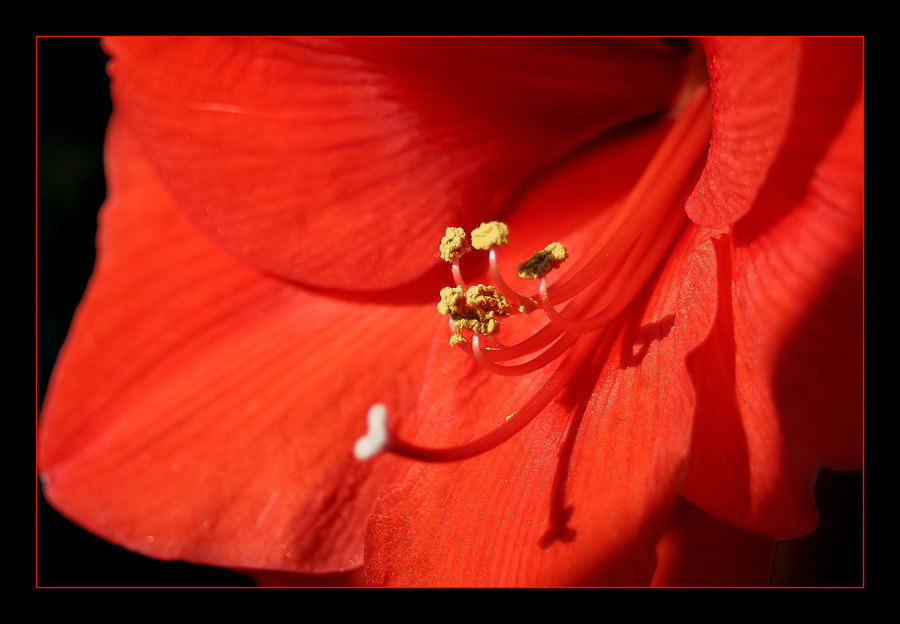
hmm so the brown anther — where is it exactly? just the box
[517,242,568,279]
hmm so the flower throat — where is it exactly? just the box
[354,84,712,463]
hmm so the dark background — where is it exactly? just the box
[35,36,863,588]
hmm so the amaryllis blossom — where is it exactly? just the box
[37,36,863,586]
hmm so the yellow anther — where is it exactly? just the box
[471,221,509,250]
[448,333,468,347]
[439,227,471,263]
[437,284,510,345]
[465,284,511,316]
[437,285,467,316]
[517,242,568,279]
[454,314,502,337]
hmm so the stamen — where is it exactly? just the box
[476,322,563,361]
[544,84,712,305]
[376,331,601,463]
[437,284,510,346]
[517,242,568,280]
[489,248,538,314]
[439,226,471,263]
[440,227,471,290]
[538,277,614,334]
[469,221,539,313]
[534,214,686,335]
[466,283,511,317]
[471,332,578,376]
[470,221,509,250]
[451,260,468,291]
[355,83,713,464]
[447,317,467,347]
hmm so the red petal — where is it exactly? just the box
[362,129,721,586]
[103,36,690,291]
[686,37,804,228]
[38,116,437,573]
[680,41,864,537]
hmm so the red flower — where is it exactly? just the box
[37,36,863,586]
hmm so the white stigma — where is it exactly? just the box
[353,403,389,460]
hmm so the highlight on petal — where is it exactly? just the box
[102,36,692,291]
[37,116,437,573]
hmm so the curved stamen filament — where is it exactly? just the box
[447,316,464,344]
[379,329,602,463]
[477,322,564,361]
[355,84,713,465]
[545,84,711,305]
[539,278,616,334]
[489,248,537,311]
[451,260,468,291]
[538,199,689,334]
[471,332,578,376]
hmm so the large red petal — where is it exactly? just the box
[362,126,720,586]
[680,40,864,537]
[686,37,803,229]
[103,36,690,291]
[37,116,437,573]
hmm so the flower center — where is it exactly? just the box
[354,84,712,463]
